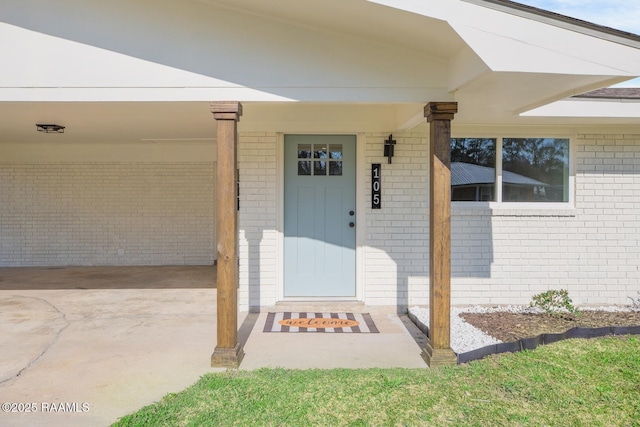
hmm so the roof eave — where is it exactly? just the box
[462,0,640,48]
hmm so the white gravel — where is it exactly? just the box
[409,304,639,355]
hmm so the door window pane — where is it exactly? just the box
[298,144,312,159]
[297,142,344,176]
[314,144,328,159]
[502,138,569,202]
[298,161,311,176]
[329,161,343,176]
[329,145,343,160]
[314,160,327,176]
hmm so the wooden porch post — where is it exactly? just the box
[210,101,244,368]
[423,102,458,367]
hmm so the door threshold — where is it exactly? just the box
[273,299,365,313]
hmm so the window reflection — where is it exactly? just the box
[450,137,570,203]
[329,161,342,176]
[329,144,343,160]
[314,161,327,176]
[298,161,311,175]
[298,144,311,159]
[502,138,569,202]
[451,138,497,201]
[314,144,328,159]
[297,143,343,176]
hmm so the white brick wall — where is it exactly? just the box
[0,162,215,266]
[231,131,640,308]
[2,132,639,308]
[447,134,640,306]
[363,132,429,308]
[237,132,278,311]
[360,132,640,307]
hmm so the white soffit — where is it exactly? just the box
[0,22,293,102]
[197,0,465,59]
[454,72,624,116]
[523,99,640,118]
[0,0,453,103]
[4,0,640,125]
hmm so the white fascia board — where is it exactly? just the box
[522,99,640,118]
[0,87,451,103]
[370,0,640,76]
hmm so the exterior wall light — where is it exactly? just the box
[36,124,65,133]
[384,134,396,164]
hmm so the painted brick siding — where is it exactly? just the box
[0,163,215,266]
[2,132,638,308]
[572,134,640,304]
[364,132,429,308]
[363,132,640,307]
[237,132,278,311]
[447,134,640,306]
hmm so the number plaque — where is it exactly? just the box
[372,163,381,209]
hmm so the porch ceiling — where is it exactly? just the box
[0,102,428,146]
[3,100,640,150]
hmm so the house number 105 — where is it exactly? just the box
[372,163,381,209]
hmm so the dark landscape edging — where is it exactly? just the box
[407,312,640,365]
[458,325,640,364]
[407,311,430,338]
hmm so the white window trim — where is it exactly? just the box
[450,133,576,216]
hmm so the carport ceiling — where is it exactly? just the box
[3,100,640,146]
[0,102,216,144]
[0,102,423,144]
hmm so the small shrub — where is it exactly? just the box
[530,289,578,315]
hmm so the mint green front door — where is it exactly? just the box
[284,135,356,297]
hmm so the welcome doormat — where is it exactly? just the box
[263,312,379,333]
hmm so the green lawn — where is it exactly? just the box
[113,336,640,427]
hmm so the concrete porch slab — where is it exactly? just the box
[239,303,428,370]
[0,268,428,427]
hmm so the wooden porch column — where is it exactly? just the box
[423,102,458,367]
[210,101,244,368]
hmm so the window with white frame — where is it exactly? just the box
[451,137,570,203]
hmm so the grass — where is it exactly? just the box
[113,336,640,427]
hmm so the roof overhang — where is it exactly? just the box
[524,92,640,119]
[1,0,640,144]
[368,0,640,124]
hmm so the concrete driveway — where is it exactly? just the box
[0,267,427,427]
